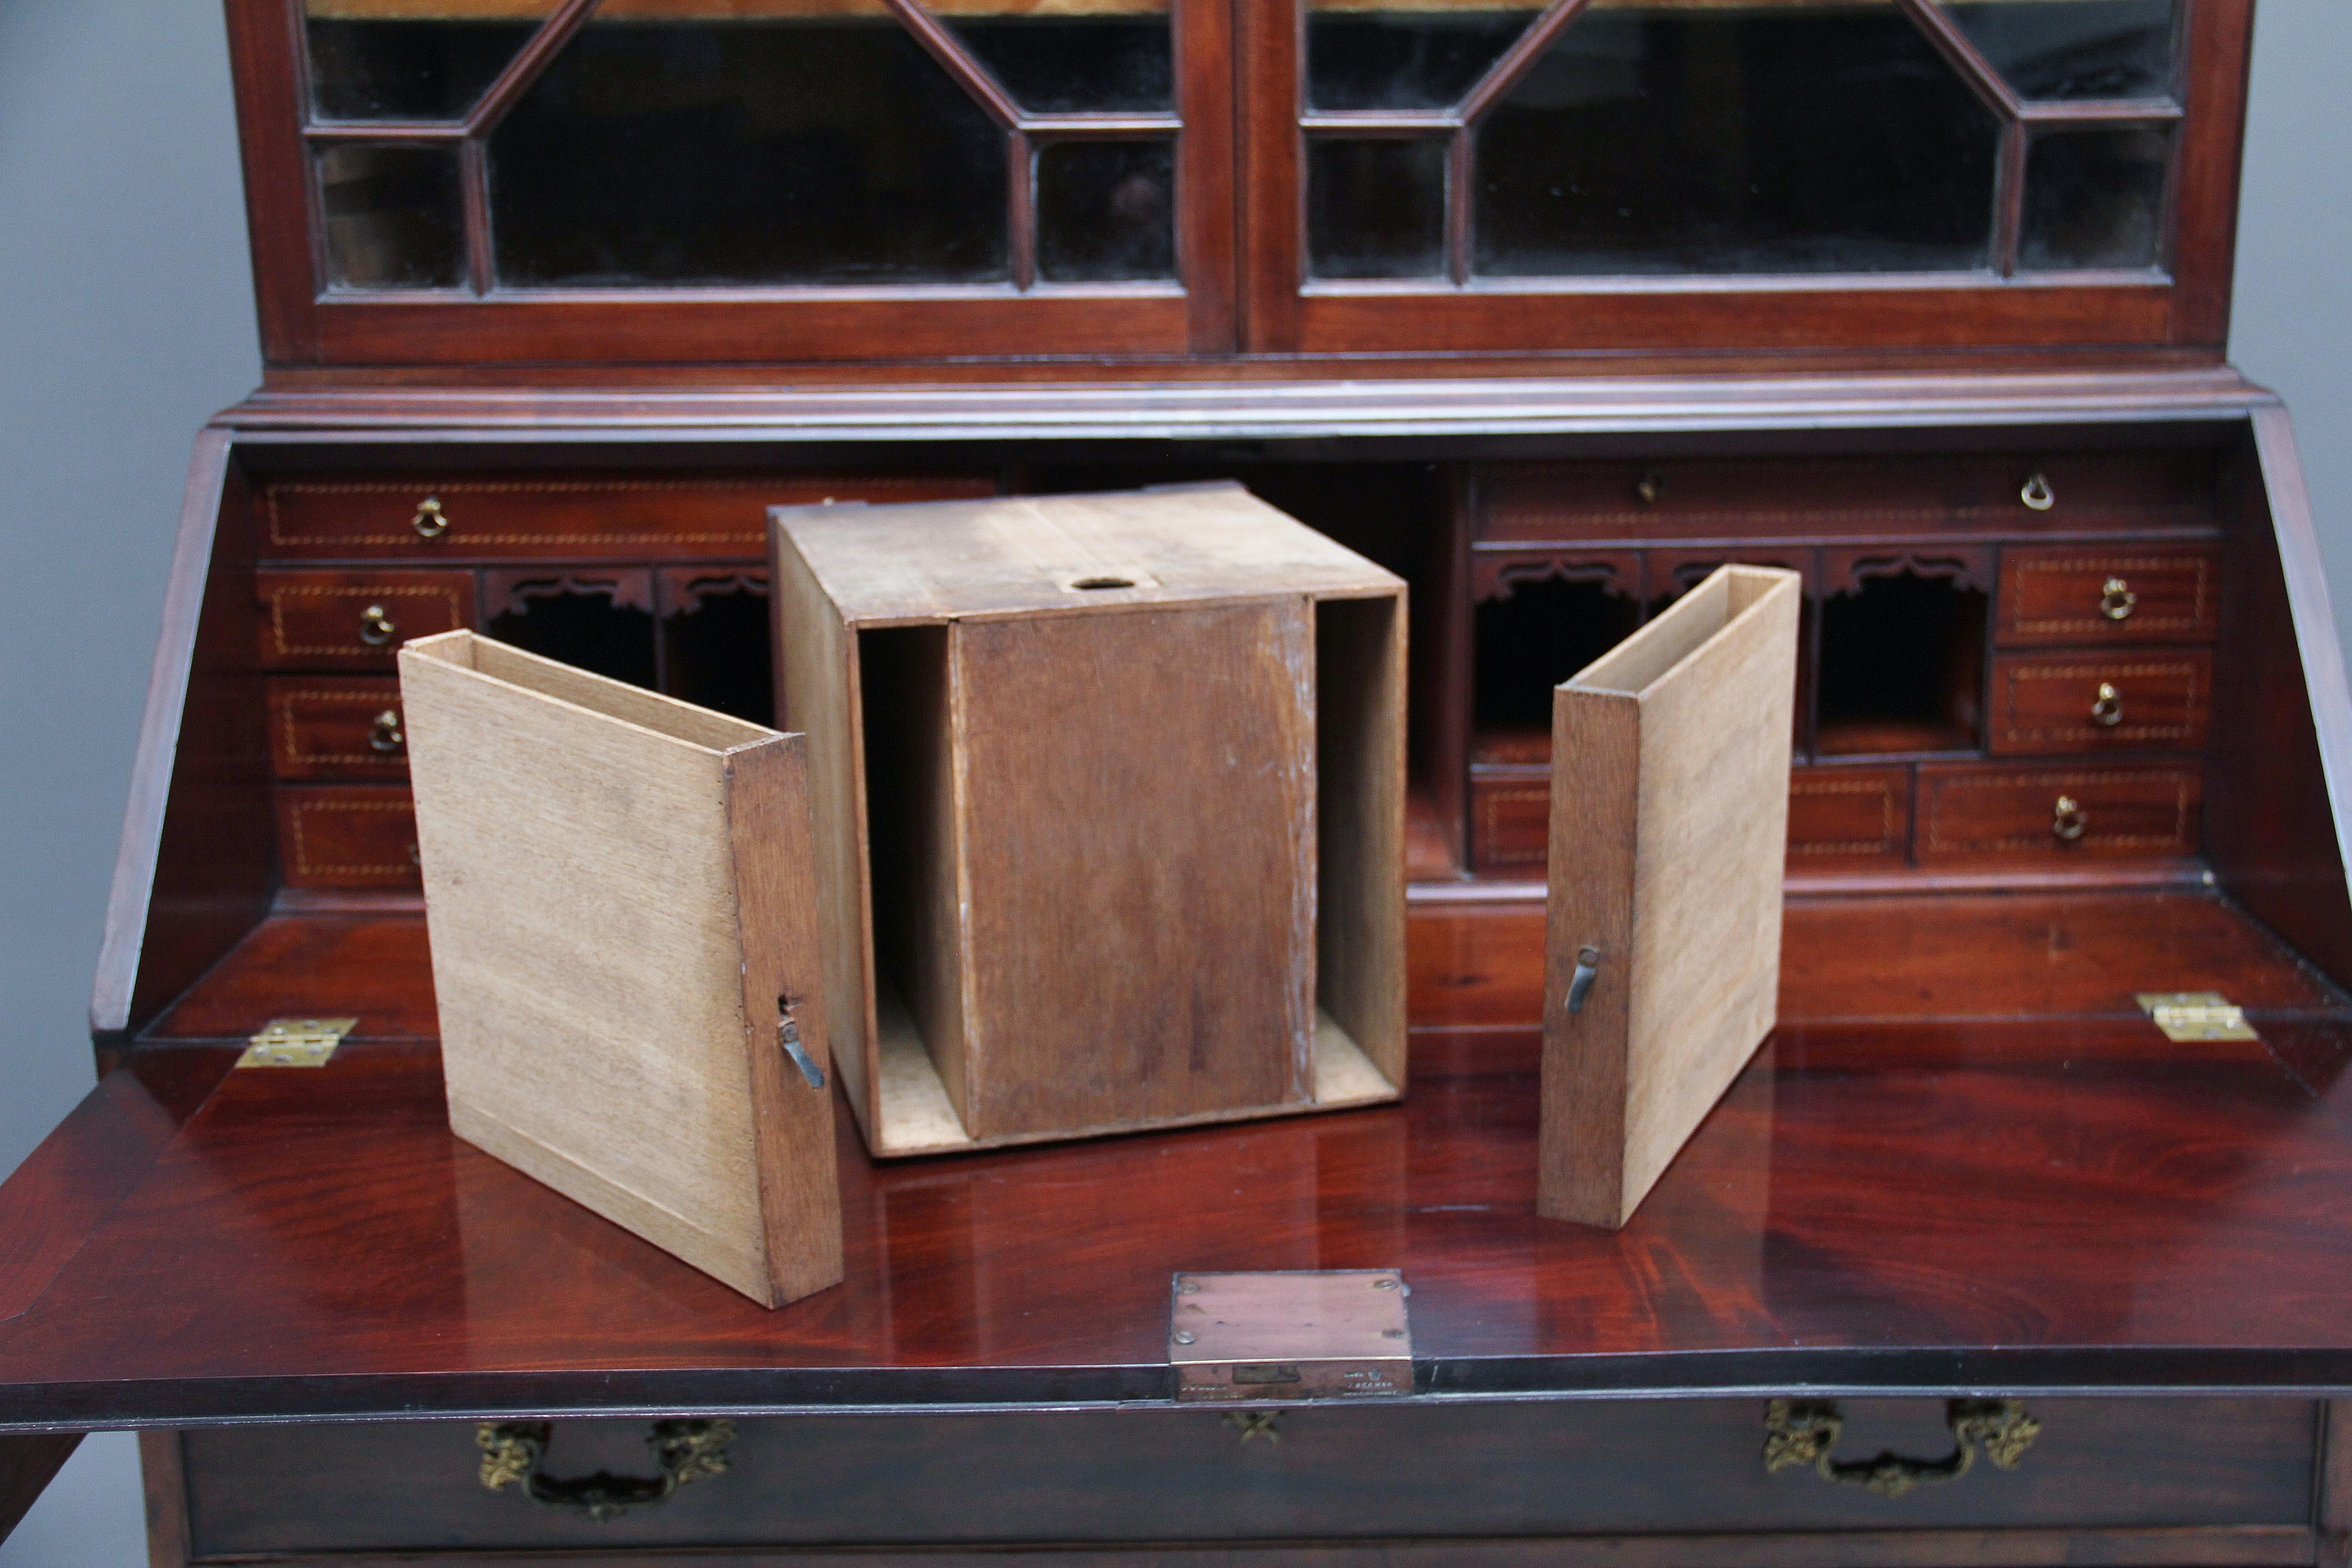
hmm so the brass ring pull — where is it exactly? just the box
[2053,794,2087,842]
[2098,576,2136,621]
[2089,682,2123,727]
[358,604,397,647]
[1634,470,1666,505]
[1765,1399,2040,1499]
[478,1420,733,1523]
[412,497,449,539]
[368,708,405,753]
[2019,472,2055,511]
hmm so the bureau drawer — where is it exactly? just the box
[259,472,995,559]
[256,570,474,670]
[1989,651,2213,755]
[1996,545,2223,646]
[275,785,419,890]
[1470,772,1549,872]
[177,1396,2314,1556]
[1788,765,1911,868]
[267,678,408,780]
[1918,762,2202,864]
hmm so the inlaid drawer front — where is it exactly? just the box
[267,678,408,780]
[179,1396,2313,1555]
[1989,651,2213,755]
[260,473,995,559]
[1788,766,1910,867]
[1996,545,2222,646]
[1470,773,1550,872]
[256,570,474,670]
[1918,762,2202,863]
[275,785,419,889]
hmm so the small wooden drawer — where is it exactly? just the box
[267,678,409,779]
[1989,651,2213,755]
[275,785,420,890]
[255,569,475,670]
[258,472,995,560]
[1787,765,1911,868]
[1996,545,2223,646]
[1470,771,1551,873]
[1918,762,2202,864]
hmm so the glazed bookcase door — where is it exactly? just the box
[231,0,1236,362]
[1239,0,2245,354]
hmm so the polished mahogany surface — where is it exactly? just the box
[5,890,2351,1430]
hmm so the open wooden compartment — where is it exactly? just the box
[771,484,1407,1157]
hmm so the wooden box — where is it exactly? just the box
[770,483,1407,1156]
[1540,567,1803,1228]
[397,631,840,1308]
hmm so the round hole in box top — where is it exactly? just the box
[1071,576,1137,590]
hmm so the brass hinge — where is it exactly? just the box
[239,1017,358,1068]
[2136,992,2259,1043]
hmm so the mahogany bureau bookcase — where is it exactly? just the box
[5,0,2352,1564]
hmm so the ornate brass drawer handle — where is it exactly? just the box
[2099,576,2136,621]
[477,1419,734,1523]
[1764,1399,2039,1499]
[2019,471,2055,511]
[368,708,405,753]
[412,496,449,538]
[2053,794,2087,842]
[2089,681,2123,727]
[358,603,397,647]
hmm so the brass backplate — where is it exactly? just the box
[239,1017,358,1068]
[2136,992,2259,1043]
[1170,1270,1413,1402]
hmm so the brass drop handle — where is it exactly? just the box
[412,496,449,538]
[2089,682,2123,727]
[1764,1399,2040,1499]
[2019,472,2055,511]
[368,708,405,753]
[2099,576,2136,621]
[478,1419,733,1523]
[358,603,397,647]
[2053,794,2087,842]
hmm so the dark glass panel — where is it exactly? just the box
[489,18,1009,287]
[304,3,553,122]
[1473,1,2000,276]
[2020,125,2168,270]
[1934,0,2176,101]
[1035,140,1177,282]
[317,144,465,290]
[1307,139,1447,279]
[942,10,1173,112]
[1306,5,1541,111]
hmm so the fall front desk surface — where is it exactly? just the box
[2,887,2350,1427]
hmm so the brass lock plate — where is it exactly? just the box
[2136,992,2259,1043]
[1170,1270,1413,1402]
[239,1017,358,1068]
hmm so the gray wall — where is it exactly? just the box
[0,0,2345,1558]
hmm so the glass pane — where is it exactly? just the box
[1307,0,1544,111]
[1036,140,1176,282]
[1308,138,1446,278]
[940,1,1172,113]
[304,0,558,122]
[1932,0,2177,101]
[489,14,1009,287]
[2020,125,2168,270]
[1473,0,2001,277]
[317,144,465,289]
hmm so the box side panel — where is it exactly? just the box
[729,734,846,1307]
[954,601,1316,1140]
[399,649,772,1302]
[1618,576,1799,1220]
[1538,692,1640,1226]
[770,527,877,1132]
[1315,592,1408,1087]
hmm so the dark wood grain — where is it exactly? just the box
[1988,650,2212,755]
[254,569,475,671]
[1994,544,2225,647]
[266,678,409,781]
[274,786,421,892]
[0,1432,78,1544]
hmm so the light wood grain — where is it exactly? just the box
[1316,593,1409,1087]
[1540,567,1801,1228]
[399,630,840,1307]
